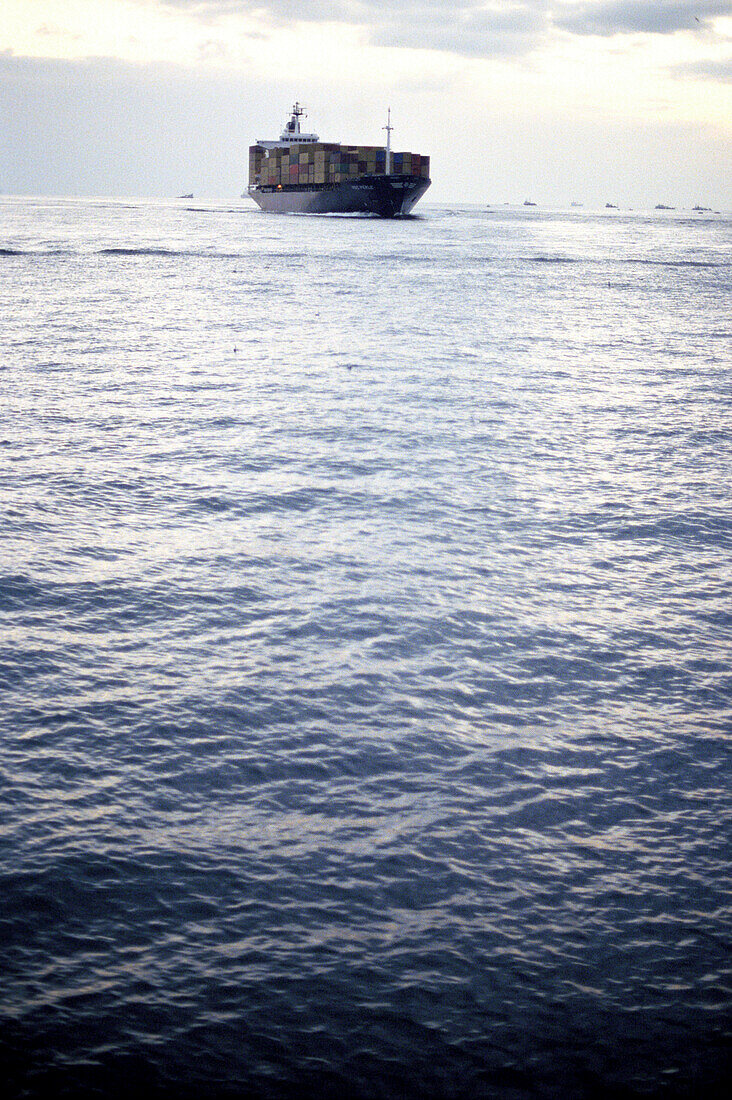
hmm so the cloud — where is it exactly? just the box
[158,2,550,57]
[673,57,732,80]
[197,38,229,60]
[371,5,548,58]
[37,24,83,41]
[153,2,732,57]
[553,2,731,38]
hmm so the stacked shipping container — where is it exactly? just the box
[249,144,429,188]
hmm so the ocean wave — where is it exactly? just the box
[631,257,728,268]
[87,246,246,258]
[0,247,73,256]
[99,246,177,255]
[528,255,578,263]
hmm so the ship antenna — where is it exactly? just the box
[383,107,393,176]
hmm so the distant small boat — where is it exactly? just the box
[605,203,618,209]
[655,204,675,210]
[523,200,537,206]
[178,193,193,199]
[570,201,583,208]
[692,205,711,213]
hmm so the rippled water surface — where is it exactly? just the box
[1,197,730,1098]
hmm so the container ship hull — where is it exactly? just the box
[249,175,430,218]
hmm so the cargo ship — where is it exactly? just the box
[246,104,430,218]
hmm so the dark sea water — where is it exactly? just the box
[1,196,730,1099]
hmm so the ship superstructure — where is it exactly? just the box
[247,104,430,218]
[256,102,320,150]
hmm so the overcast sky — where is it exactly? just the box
[1,1,730,207]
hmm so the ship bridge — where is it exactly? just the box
[257,103,320,150]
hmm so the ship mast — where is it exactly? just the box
[383,108,393,175]
[291,102,305,135]
[282,102,306,140]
